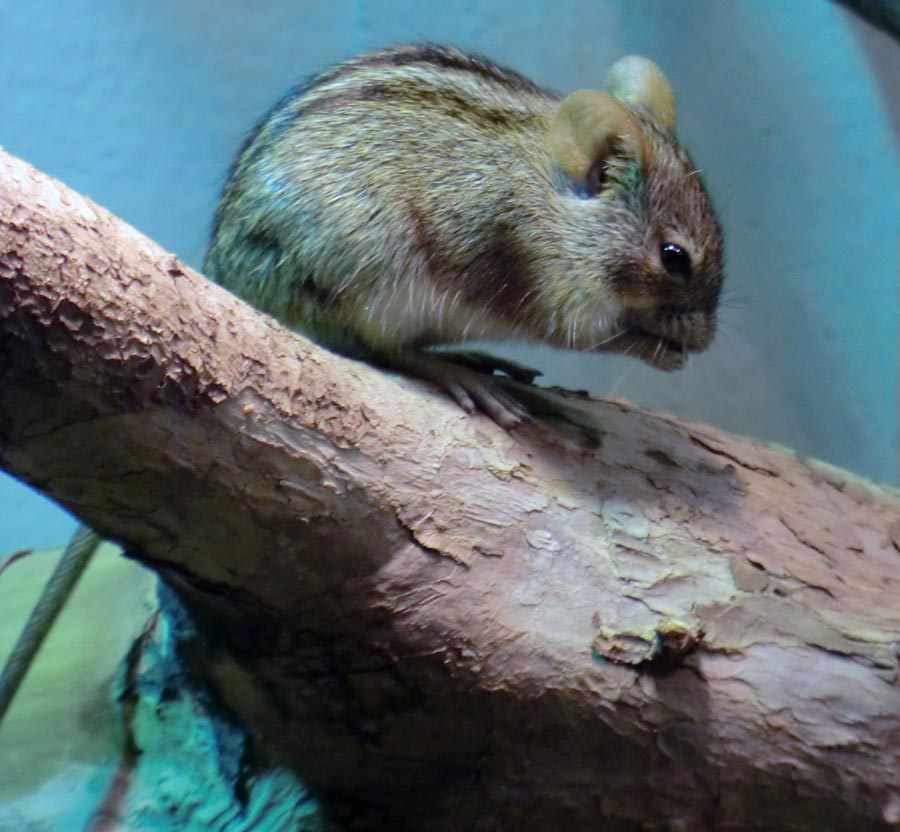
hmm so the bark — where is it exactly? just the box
[1,147,899,832]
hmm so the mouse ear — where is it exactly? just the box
[547,90,646,183]
[605,55,676,131]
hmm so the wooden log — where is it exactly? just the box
[1,148,899,831]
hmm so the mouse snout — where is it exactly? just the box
[629,306,717,353]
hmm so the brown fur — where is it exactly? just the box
[205,44,723,383]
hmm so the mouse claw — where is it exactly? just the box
[377,350,603,448]
[383,351,533,430]
[440,367,532,429]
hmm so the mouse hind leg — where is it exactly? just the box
[378,350,534,428]
[386,349,603,448]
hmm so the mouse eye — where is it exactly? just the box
[660,243,693,280]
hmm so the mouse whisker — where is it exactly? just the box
[586,328,629,351]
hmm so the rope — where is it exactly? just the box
[0,524,102,726]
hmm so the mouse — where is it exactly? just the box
[205,44,724,427]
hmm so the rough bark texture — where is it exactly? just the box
[1,147,899,831]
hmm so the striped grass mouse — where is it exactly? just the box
[205,44,723,427]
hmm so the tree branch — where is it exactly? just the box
[1,148,899,831]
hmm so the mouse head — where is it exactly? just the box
[546,56,723,369]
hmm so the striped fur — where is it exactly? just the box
[205,44,723,371]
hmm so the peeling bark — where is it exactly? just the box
[0,148,899,831]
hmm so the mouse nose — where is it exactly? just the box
[636,307,717,352]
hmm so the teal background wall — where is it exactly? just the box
[1,0,898,553]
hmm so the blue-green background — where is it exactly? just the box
[1,1,898,552]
